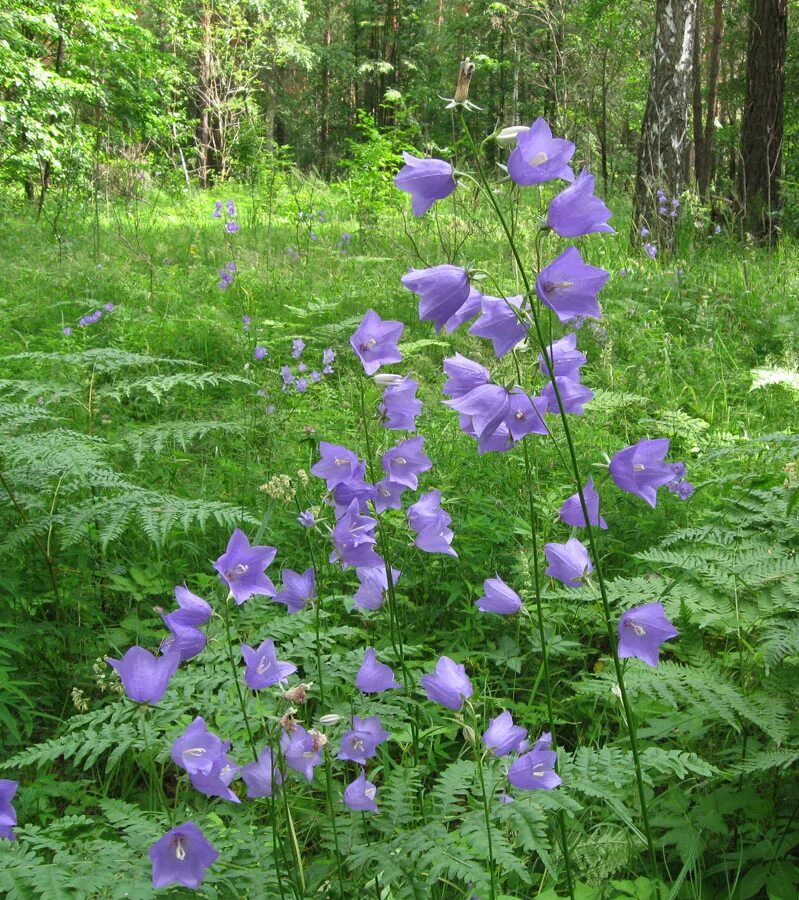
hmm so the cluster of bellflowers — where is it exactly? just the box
[62,303,115,336]
[212,198,240,234]
[270,339,336,394]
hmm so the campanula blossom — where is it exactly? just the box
[190,754,241,803]
[225,221,240,234]
[356,648,399,693]
[212,200,223,219]
[350,309,404,375]
[344,770,379,812]
[445,286,483,333]
[281,725,324,781]
[394,152,457,217]
[540,376,594,415]
[507,746,562,790]
[254,345,268,360]
[0,780,18,841]
[240,747,283,798]
[214,528,277,605]
[274,567,316,614]
[338,716,390,764]
[538,333,586,380]
[298,509,315,528]
[421,655,473,710]
[107,647,180,704]
[544,538,593,588]
[150,821,218,890]
[241,639,297,690]
[559,478,608,529]
[172,586,212,626]
[323,347,336,365]
[547,169,614,237]
[380,377,422,430]
[476,576,522,615]
[507,117,575,185]
[407,490,457,557]
[381,436,432,489]
[618,602,678,667]
[160,616,207,662]
[292,339,305,359]
[372,477,408,514]
[609,438,678,508]
[332,473,377,515]
[535,247,609,323]
[483,711,527,756]
[401,265,471,333]
[644,242,658,258]
[469,294,528,357]
[296,377,309,393]
[444,382,511,444]
[443,353,491,399]
[505,389,548,440]
[330,500,382,569]
[311,442,364,489]
[63,326,72,336]
[171,717,229,776]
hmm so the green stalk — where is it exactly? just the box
[221,594,257,760]
[468,703,497,900]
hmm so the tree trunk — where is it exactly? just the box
[37,31,66,215]
[197,7,213,188]
[633,0,699,245]
[698,0,723,197]
[691,1,703,190]
[739,0,787,243]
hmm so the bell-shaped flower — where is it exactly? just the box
[483,711,527,756]
[507,118,575,186]
[189,754,240,803]
[372,477,408,514]
[469,294,528,358]
[241,639,297,690]
[171,717,228,777]
[541,376,593,416]
[535,246,609,323]
[544,538,593,588]
[356,647,399,693]
[559,478,608,529]
[149,821,218,890]
[617,601,678,667]
[329,500,382,569]
[281,725,324,782]
[338,715,390,765]
[407,490,457,557]
[274,568,316,614]
[476,575,522,615]
[547,169,614,237]
[394,153,456,217]
[214,528,276,605]
[609,438,677,508]
[349,309,404,375]
[380,377,422,431]
[0,780,18,841]
[443,353,491,399]
[507,746,562,790]
[381,436,432,490]
[538,333,586,380]
[401,265,471,333]
[172,586,212,626]
[160,616,207,663]
[444,286,483,333]
[343,769,379,812]
[505,389,548,440]
[444,382,512,445]
[332,471,376,516]
[241,747,283,798]
[311,442,364,490]
[420,655,473,710]
[353,563,400,610]
[107,646,180,704]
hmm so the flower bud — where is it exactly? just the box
[373,373,405,386]
[319,713,342,726]
[495,125,530,148]
[462,724,476,744]
[283,682,313,703]
[454,58,476,103]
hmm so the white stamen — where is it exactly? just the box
[530,151,548,166]
[174,837,186,861]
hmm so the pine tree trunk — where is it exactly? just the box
[739,0,787,243]
[633,0,699,245]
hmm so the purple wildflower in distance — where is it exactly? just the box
[281,725,324,781]
[381,436,432,489]
[344,770,379,812]
[296,377,309,393]
[394,152,457,217]
[483,711,527,757]
[107,647,180,704]
[292,338,305,358]
[150,821,218,890]
[380,377,422,430]
[241,639,297,690]
[226,199,236,217]
[63,326,72,336]
[0,780,18,841]
[535,247,609,323]
[507,744,562,791]
[469,294,528,357]
[241,747,282,798]
[507,117,575,186]
[225,221,240,234]
[104,303,115,312]
[297,362,308,373]
[421,656,473,710]
[281,365,295,386]
[544,538,593,588]
[477,575,522,615]
[609,438,677,508]
[254,345,268,360]
[242,315,251,331]
[212,200,223,219]
[171,717,228,776]
[338,715,390,764]
[547,168,614,237]
[618,602,679,667]
[298,509,315,528]
[401,264,471,334]
[559,478,608,529]
[323,347,336,366]
[350,309,404,375]
[356,648,399,693]
[274,567,316,614]
[644,242,658,259]
[214,528,277,605]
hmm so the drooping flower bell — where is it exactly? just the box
[420,655,473,710]
[483,711,527,757]
[380,377,422,431]
[407,490,457,557]
[353,563,401,610]
[547,169,614,238]
[214,528,277,606]
[349,309,404,375]
[476,575,522,615]
[507,118,575,186]
[343,769,379,812]
[240,747,283,798]
[558,478,608,529]
[401,265,471,334]
[274,567,316,614]
[609,438,679,508]
[507,744,562,791]
[356,647,399,693]
[617,601,678,667]
[189,754,240,803]
[469,294,528,358]
[150,821,218,890]
[0,780,19,841]
[535,246,609,323]
[394,153,457,217]
[107,646,180,704]
[544,538,593,588]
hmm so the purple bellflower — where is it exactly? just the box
[356,647,399,693]
[507,117,575,186]
[401,265,471,333]
[477,575,522,615]
[274,567,316,614]
[380,377,422,430]
[150,821,218,890]
[609,438,678,508]
[547,169,614,237]
[241,639,297,690]
[171,717,228,777]
[344,770,379,812]
[372,477,408,514]
[381,436,432,489]
[559,478,608,529]
[172,586,212,626]
[483,711,527,757]
[311,442,364,490]
[350,309,404,375]
[107,646,180,704]
[506,389,549,440]
[292,338,305,358]
[241,747,283,798]
[330,500,382,569]
[544,538,593,588]
[0,780,18,841]
[160,616,207,663]
[338,715,390,764]
[298,509,315,528]
[421,656,473,710]
[281,725,324,781]
[469,294,528,357]
[538,333,586,380]
[444,382,511,445]
[507,746,562,791]
[394,152,457,217]
[445,286,483,333]
[407,490,457,557]
[618,602,678,667]
[332,472,376,515]
[353,563,400,610]
[254,345,268,360]
[190,755,240,803]
[535,247,609,323]
[541,376,593,415]
[214,529,276,605]
[443,353,490,399]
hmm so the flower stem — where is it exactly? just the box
[221,595,258,761]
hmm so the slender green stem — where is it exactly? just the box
[468,704,496,900]
[295,495,326,704]
[221,595,258,760]
[323,754,347,896]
